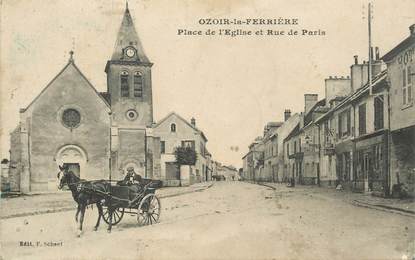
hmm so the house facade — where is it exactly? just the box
[152,112,208,186]
[315,60,387,194]
[263,122,283,182]
[383,25,415,197]
[283,123,303,184]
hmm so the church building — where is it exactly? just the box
[9,5,161,193]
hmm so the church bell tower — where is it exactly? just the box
[105,4,156,178]
[105,3,153,128]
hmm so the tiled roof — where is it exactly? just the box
[284,123,300,142]
[111,5,150,63]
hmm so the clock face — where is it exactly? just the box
[126,47,136,58]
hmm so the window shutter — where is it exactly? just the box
[359,104,366,135]
[346,110,351,135]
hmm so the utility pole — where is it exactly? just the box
[368,2,373,95]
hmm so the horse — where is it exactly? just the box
[56,165,115,236]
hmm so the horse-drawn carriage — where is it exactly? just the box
[101,180,161,226]
[57,165,162,235]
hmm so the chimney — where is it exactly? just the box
[324,76,352,105]
[410,24,415,35]
[350,53,381,91]
[304,94,318,114]
[191,117,196,127]
[354,55,358,65]
[284,109,291,121]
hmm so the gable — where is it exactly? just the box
[153,113,198,138]
[153,112,207,142]
[23,61,110,113]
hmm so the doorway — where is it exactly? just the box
[363,153,373,192]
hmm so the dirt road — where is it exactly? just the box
[1,182,413,259]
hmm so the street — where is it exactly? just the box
[1,181,414,260]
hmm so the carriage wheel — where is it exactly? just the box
[137,194,160,226]
[102,207,125,225]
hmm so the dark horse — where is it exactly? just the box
[57,165,115,236]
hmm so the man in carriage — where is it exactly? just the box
[122,167,142,185]
[120,167,144,206]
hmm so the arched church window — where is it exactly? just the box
[133,71,143,98]
[62,109,81,128]
[120,71,129,97]
[170,123,176,133]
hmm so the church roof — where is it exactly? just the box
[21,59,110,112]
[99,92,111,105]
[111,4,150,63]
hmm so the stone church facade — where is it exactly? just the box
[9,5,161,193]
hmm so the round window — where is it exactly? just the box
[62,109,81,128]
[126,109,138,121]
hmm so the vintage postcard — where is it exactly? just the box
[0,0,414,259]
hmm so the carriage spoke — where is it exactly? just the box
[150,199,157,207]
[136,194,160,226]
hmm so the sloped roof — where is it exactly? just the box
[382,33,415,62]
[21,60,110,112]
[284,123,300,142]
[100,92,111,105]
[111,5,150,63]
[153,112,208,142]
[303,98,326,126]
[266,121,284,128]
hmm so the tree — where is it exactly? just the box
[1,159,9,164]
[174,146,197,166]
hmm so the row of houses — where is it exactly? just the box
[242,24,415,198]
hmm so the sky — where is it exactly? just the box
[0,0,414,168]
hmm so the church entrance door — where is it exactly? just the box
[56,144,87,181]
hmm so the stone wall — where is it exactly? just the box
[21,63,111,191]
[106,64,153,128]
[9,126,22,192]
